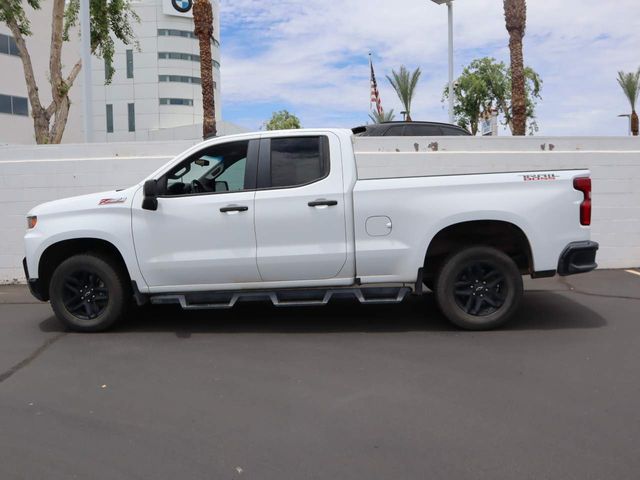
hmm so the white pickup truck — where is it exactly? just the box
[23,129,598,332]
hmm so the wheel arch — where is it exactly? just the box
[422,219,534,286]
[38,238,132,301]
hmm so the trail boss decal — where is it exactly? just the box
[522,173,557,182]
[98,198,127,205]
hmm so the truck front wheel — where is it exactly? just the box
[434,246,523,330]
[49,254,129,332]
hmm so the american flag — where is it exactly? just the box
[369,55,383,116]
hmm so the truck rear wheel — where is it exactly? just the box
[49,254,129,332]
[434,246,523,330]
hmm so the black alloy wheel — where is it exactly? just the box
[62,270,110,320]
[49,254,129,332]
[433,246,523,330]
[453,262,507,316]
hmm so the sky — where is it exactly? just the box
[218,0,640,136]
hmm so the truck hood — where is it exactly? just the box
[28,185,140,216]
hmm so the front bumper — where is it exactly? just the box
[557,241,599,276]
[22,257,46,301]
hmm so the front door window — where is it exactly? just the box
[164,140,250,196]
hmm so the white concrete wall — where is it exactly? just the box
[0,137,638,283]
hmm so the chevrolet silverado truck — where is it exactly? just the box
[23,129,598,332]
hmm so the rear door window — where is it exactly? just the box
[269,136,329,188]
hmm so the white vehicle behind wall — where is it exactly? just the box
[23,129,598,332]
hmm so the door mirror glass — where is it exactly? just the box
[142,179,158,211]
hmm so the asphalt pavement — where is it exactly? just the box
[0,270,639,480]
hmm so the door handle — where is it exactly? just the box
[308,199,338,207]
[220,205,249,213]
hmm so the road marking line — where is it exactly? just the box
[625,269,640,277]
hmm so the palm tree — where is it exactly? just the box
[387,66,421,122]
[368,109,396,124]
[193,0,217,139]
[504,0,527,135]
[617,70,640,136]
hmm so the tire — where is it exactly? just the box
[434,246,523,330]
[49,254,129,332]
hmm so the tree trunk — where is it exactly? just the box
[504,0,527,136]
[5,18,50,143]
[193,0,217,139]
[5,0,81,144]
[632,110,639,136]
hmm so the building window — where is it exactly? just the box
[157,28,220,46]
[106,104,114,133]
[127,103,135,132]
[126,49,134,79]
[158,28,196,39]
[157,51,220,69]
[0,33,20,57]
[104,58,114,81]
[158,75,203,85]
[12,96,28,116]
[158,51,200,62]
[0,93,28,116]
[159,98,194,106]
[0,95,11,114]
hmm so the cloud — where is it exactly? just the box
[219,0,640,135]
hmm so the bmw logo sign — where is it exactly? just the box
[172,0,193,13]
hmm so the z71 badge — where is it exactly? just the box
[522,173,557,182]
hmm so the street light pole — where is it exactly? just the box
[431,0,455,124]
[80,0,93,143]
[618,114,632,136]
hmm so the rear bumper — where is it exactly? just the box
[22,257,46,301]
[557,241,599,276]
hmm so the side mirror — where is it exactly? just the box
[215,181,229,192]
[142,179,158,211]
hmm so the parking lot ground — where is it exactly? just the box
[0,270,639,479]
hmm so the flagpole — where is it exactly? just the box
[368,53,373,114]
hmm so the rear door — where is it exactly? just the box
[253,133,348,282]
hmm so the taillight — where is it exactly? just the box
[573,177,591,226]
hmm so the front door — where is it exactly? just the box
[132,139,261,290]
[254,134,348,282]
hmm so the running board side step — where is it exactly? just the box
[149,287,412,311]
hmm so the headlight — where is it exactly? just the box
[27,216,37,229]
